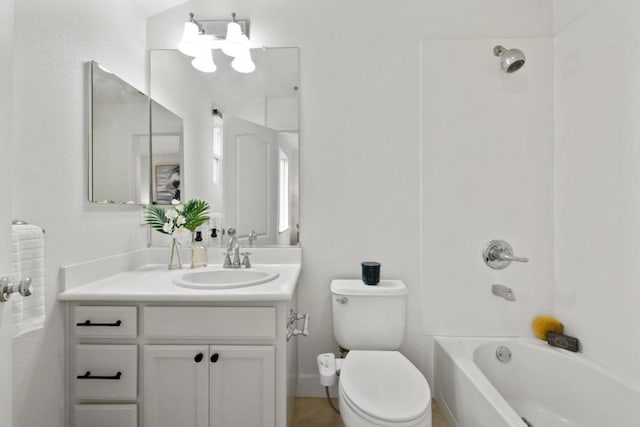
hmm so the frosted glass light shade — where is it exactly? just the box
[192,49,216,73]
[177,21,202,57]
[222,21,244,57]
[231,45,255,74]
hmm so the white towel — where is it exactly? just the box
[11,224,45,337]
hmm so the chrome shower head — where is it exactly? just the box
[493,45,525,73]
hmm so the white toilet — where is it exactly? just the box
[329,279,432,427]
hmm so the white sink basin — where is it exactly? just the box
[173,268,279,290]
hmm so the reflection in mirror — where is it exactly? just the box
[150,101,183,205]
[88,61,150,205]
[150,48,299,246]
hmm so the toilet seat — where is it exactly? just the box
[339,351,431,425]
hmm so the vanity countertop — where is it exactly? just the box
[58,263,301,302]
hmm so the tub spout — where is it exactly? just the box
[492,284,516,301]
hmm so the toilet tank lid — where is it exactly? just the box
[330,279,408,296]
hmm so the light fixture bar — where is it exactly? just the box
[198,19,250,40]
[178,12,254,74]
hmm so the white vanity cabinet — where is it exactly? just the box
[65,300,298,427]
[144,345,275,427]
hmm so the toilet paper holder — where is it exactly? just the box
[287,309,310,341]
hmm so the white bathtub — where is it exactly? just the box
[434,337,639,427]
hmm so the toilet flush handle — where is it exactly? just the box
[335,296,348,304]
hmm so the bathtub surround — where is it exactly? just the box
[420,37,554,384]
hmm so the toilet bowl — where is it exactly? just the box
[338,351,431,427]
[326,279,432,427]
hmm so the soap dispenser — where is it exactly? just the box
[190,231,207,268]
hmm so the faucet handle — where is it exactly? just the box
[241,252,252,268]
[227,228,236,237]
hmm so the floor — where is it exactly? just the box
[292,397,449,427]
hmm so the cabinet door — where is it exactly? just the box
[209,345,275,427]
[144,345,209,427]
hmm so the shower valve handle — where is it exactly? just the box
[483,240,529,270]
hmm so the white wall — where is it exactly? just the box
[10,1,165,425]
[0,1,14,425]
[148,0,553,396]
[554,0,640,383]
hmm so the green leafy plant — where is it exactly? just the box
[144,199,210,240]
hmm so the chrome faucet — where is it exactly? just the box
[223,228,253,268]
[224,228,241,268]
[248,230,258,246]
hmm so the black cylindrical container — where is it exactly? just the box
[361,262,381,285]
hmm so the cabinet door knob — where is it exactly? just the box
[194,353,204,363]
[210,353,219,363]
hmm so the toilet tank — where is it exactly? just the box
[330,279,408,350]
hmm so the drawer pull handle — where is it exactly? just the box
[76,320,122,327]
[76,371,122,380]
[194,353,204,363]
[210,353,219,363]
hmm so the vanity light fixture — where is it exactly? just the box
[177,12,255,74]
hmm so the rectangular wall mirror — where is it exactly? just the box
[149,48,299,246]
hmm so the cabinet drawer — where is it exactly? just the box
[74,404,137,427]
[74,306,137,338]
[143,307,276,339]
[75,345,137,400]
